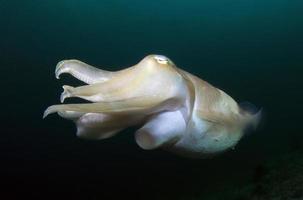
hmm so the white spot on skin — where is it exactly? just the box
[154,55,169,64]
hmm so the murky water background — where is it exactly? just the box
[1,0,302,199]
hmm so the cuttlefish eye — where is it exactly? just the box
[154,55,169,64]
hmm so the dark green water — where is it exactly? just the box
[1,0,302,199]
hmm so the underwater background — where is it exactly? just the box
[1,0,302,199]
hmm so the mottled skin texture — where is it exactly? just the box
[44,55,260,158]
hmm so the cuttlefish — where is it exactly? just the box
[43,55,261,158]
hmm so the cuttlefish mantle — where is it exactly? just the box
[44,55,261,158]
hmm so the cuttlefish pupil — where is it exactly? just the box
[43,54,261,158]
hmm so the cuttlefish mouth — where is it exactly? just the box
[44,54,261,157]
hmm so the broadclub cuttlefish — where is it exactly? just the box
[44,55,261,158]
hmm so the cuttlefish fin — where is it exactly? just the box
[43,96,182,119]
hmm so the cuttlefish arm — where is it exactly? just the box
[55,59,114,84]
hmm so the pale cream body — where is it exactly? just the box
[44,55,256,158]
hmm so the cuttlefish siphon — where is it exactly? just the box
[43,55,261,158]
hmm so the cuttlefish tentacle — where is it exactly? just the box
[55,59,114,84]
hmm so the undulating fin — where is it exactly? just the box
[239,101,262,134]
[239,101,259,115]
[248,108,262,130]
